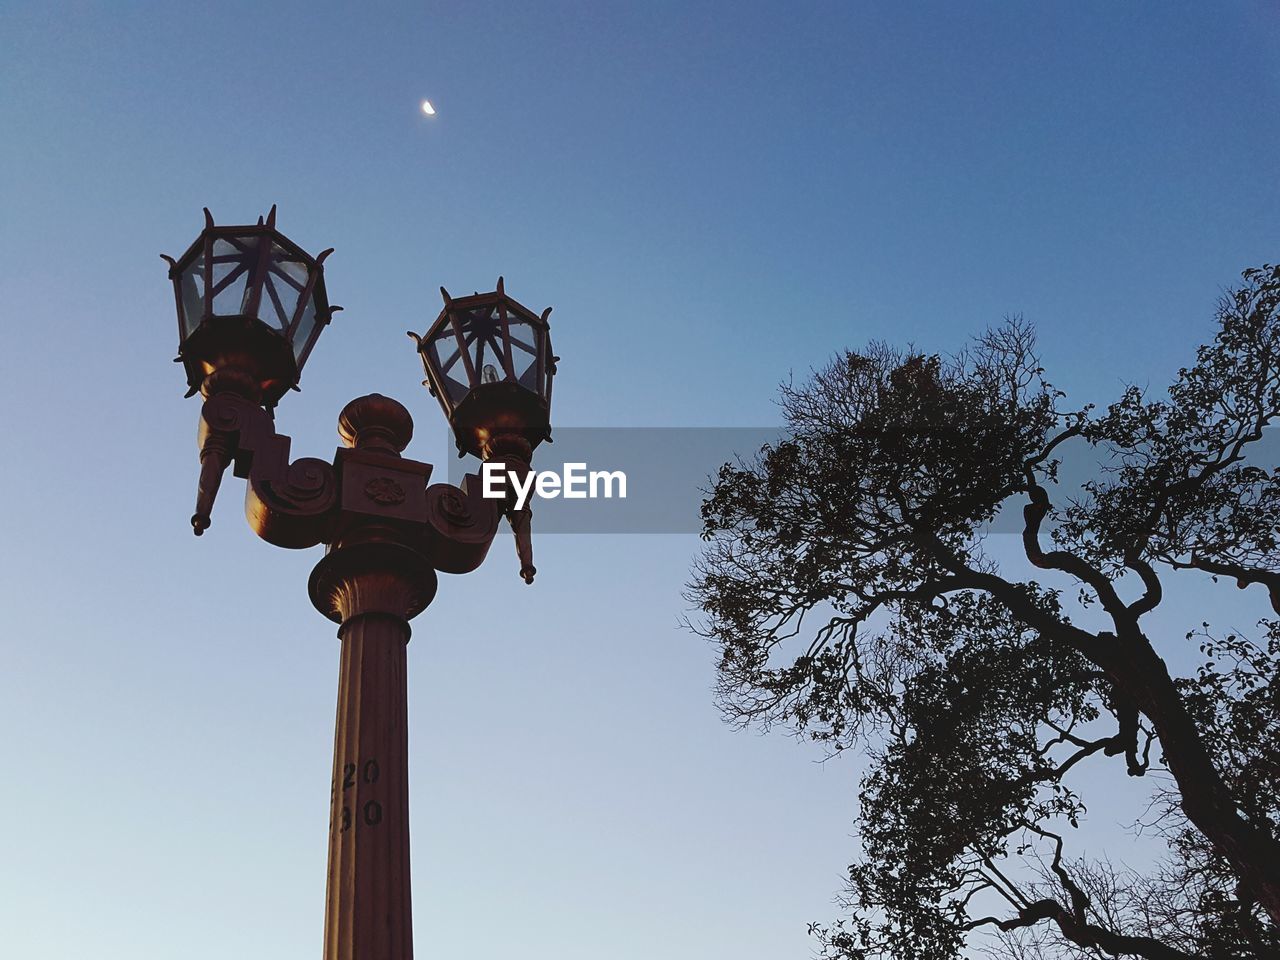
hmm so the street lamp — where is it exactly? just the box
[163,208,559,960]
[165,204,335,411]
[409,279,558,583]
[411,279,555,459]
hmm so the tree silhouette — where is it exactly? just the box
[689,266,1280,958]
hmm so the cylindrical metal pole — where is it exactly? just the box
[304,395,441,960]
[324,609,414,959]
[311,539,437,960]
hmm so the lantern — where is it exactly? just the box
[164,206,336,407]
[410,278,556,459]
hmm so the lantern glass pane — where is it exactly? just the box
[461,305,508,380]
[210,237,261,317]
[257,274,288,330]
[292,296,318,360]
[179,252,206,337]
[545,336,554,406]
[428,322,473,404]
[505,314,542,393]
[260,244,308,332]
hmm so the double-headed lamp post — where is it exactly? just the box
[163,207,558,959]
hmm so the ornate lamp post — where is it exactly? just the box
[409,277,557,583]
[163,208,558,960]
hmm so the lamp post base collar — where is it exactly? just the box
[309,539,438,626]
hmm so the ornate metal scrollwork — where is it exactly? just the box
[422,479,501,574]
[363,477,407,506]
[247,456,340,549]
[193,389,338,546]
[189,389,519,580]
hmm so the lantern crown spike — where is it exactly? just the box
[203,207,215,229]
[265,204,277,229]
[440,286,453,305]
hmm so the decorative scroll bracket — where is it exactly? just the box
[189,390,516,579]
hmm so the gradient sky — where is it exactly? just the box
[2,3,1279,958]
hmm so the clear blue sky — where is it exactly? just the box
[1,3,1278,958]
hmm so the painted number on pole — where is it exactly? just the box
[335,757,383,833]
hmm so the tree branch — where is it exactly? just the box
[1124,552,1163,618]
[967,826,1201,960]
[1171,555,1280,616]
